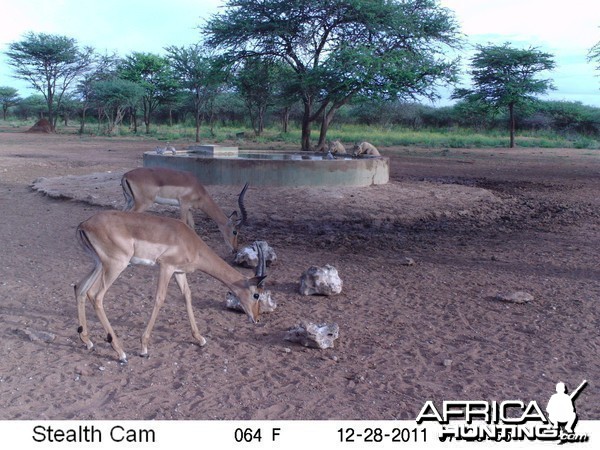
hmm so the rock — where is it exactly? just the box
[74,365,94,377]
[495,291,534,304]
[299,264,342,296]
[226,290,277,313]
[401,257,415,266]
[14,328,56,343]
[284,321,340,349]
[234,241,276,268]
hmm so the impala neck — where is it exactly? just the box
[198,246,247,292]
[201,195,229,226]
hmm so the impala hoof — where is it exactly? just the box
[139,352,149,359]
[118,352,128,364]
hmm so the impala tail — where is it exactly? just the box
[121,176,135,211]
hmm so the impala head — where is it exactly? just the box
[236,278,266,323]
[223,182,249,252]
[231,241,267,323]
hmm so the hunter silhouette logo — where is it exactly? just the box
[416,379,590,443]
[546,380,587,435]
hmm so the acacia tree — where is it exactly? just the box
[235,57,290,136]
[589,39,600,77]
[5,32,94,130]
[119,52,178,134]
[13,95,46,120]
[90,78,144,135]
[204,0,461,150]
[165,44,226,142]
[0,87,21,120]
[453,43,555,148]
[75,52,121,134]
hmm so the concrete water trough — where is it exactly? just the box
[143,145,389,187]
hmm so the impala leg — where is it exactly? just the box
[140,266,173,357]
[174,272,206,347]
[131,198,153,213]
[179,202,195,230]
[89,261,129,363]
[75,263,103,351]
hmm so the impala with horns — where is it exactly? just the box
[74,210,267,363]
[121,167,248,251]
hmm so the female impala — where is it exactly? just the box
[121,167,248,251]
[75,210,266,363]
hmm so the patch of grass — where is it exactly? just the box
[12,118,598,150]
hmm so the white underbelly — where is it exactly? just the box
[154,196,180,207]
[130,256,157,266]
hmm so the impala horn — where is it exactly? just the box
[254,241,267,287]
[238,182,249,226]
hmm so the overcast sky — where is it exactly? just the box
[1,0,599,106]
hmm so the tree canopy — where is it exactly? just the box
[589,39,600,74]
[0,86,21,120]
[165,44,227,142]
[90,78,145,134]
[118,52,178,133]
[5,32,94,130]
[204,0,462,150]
[453,43,555,148]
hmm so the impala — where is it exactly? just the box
[121,167,248,251]
[74,210,266,363]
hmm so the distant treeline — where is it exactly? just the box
[6,93,600,139]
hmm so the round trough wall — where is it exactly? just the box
[143,149,389,187]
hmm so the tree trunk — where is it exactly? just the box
[195,110,201,143]
[300,98,312,151]
[281,107,290,133]
[316,110,335,151]
[143,98,151,134]
[509,103,515,148]
[132,109,138,134]
[46,82,56,132]
[258,107,265,136]
[79,107,87,134]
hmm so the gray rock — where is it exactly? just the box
[284,321,340,349]
[299,264,342,296]
[15,328,56,343]
[495,291,534,304]
[234,241,276,268]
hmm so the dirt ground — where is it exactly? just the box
[0,130,598,421]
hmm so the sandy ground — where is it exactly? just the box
[0,130,598,421]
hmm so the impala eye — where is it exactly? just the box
[233,231,238,235]
[253,293,260,299]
